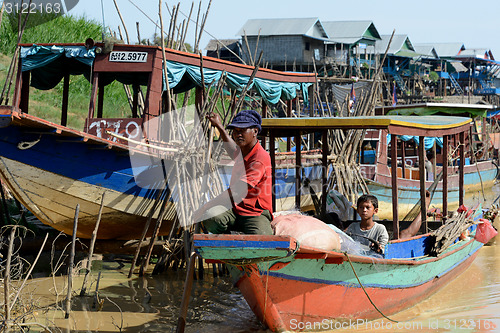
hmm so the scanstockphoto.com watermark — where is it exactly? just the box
[2,0,79,30]
[289,318,498,331]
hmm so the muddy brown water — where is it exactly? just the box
[11,184,500,332]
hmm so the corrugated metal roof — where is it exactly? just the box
[237,18,328,38]
[457,48,490,59]
[322,21,381,40]
[413,45,439,58]
[205,39,240,51]
[375,34,414,55]
[416,43,465,58]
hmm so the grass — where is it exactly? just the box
[0,14,132,130]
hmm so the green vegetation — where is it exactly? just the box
[0,13,103,54]
[429,71,439,83]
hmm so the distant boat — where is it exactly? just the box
[0,42,315,239]
[194,115,487,332]
[363,103,500,220]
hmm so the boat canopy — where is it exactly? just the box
[385,103,496,118]
[20,44,311,105]
[20,45,95,90]
[261,115,472,137]
[165,60,311,105]
[386,134,443,150]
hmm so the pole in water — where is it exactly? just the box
[65,204,79,319]
[176,247,197,333]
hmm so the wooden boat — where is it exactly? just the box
[193,115,486,332]
[358,103,500,220]
[0,42,315,239]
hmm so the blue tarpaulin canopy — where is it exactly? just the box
[387,134,443,150]
[164,60,311,105]
[20,45,311,104]
[21,45,95,90]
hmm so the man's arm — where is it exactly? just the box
[207,112,239,157]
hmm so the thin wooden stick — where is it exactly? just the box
[159,0,172,113]
[80,193,105,296]
[65,204,79,319]
[175,246,197,333]
[136,22,141,44]
[0,2,5,32]
[113,0,130,44]
[10,233,48,311]
[4,226,16,325]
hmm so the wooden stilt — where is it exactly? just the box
[65,204,79,319]
[175,247,198,333]
[80,193,105,296]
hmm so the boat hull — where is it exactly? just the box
[194,234,483,332]
[0,119,175,239]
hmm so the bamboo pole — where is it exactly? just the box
[80,193,105,296]
[0,2,5,31]
[65,204,79,319]
[4,226,16,325]
[136,22,141,44]
[159,0,172,114]
[113,0,130,44]
[175,245,198,333]
[10,233,48,311]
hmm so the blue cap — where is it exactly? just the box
[226,109,262,132]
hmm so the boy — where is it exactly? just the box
[345,194,389,254]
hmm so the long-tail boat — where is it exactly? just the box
[359,103,499,220]
[194,115,487,332]
[0,42,315,239]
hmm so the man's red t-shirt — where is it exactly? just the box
[230,141,273,217]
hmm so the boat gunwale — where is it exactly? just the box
[193,233,479,267]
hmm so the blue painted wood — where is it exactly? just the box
[194,239,292,249]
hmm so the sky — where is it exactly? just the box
[69,0,500,59]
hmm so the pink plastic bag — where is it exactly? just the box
[475,218,498,244]
[272,214,341,251]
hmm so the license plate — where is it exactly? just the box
[109,51,148,63]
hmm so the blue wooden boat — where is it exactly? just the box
[193,115,488,331]
[0,42,315,239]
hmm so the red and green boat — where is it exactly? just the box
[193,115,487,331]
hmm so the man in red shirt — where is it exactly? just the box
[197,109,273,235]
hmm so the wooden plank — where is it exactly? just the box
[20,71,30,114]
[459,131,465,205]
[321,130,328,216]
[391,134,399,239]
[419,136,426,231]
[295,131,301,209]
[443,135,448,217]
[61,73,69,126]
[270,130,276,213]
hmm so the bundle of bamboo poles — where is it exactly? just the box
[325,82,379,206]
[428,210,474,256]
[131,51,263,276]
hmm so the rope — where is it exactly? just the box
[344,252,398,323]
[17,136,40,150]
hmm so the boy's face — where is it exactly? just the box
[357,200,378,220]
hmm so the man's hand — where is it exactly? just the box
[207,112,223,130]
[369,241,383,254]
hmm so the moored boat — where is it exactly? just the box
[0,42,315,239]
[193,115,490,331]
